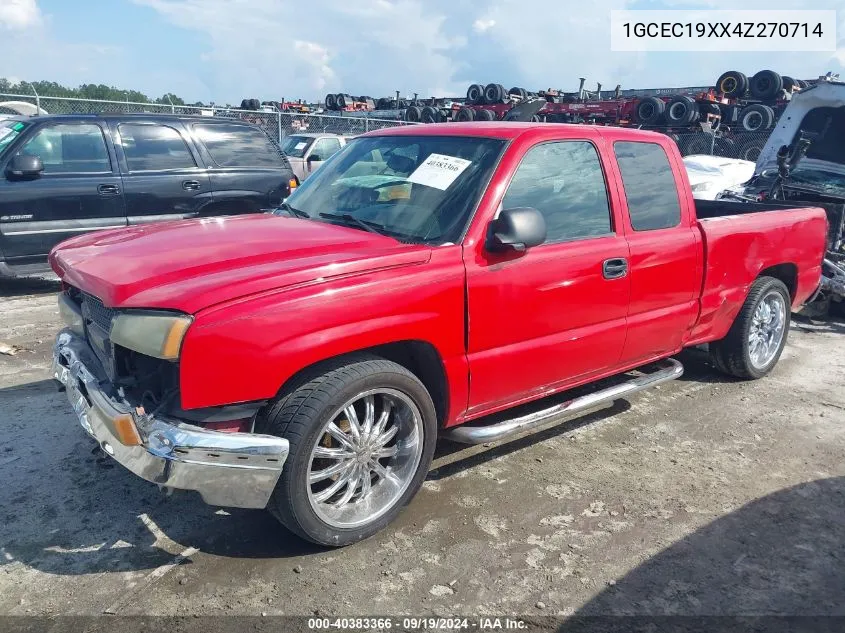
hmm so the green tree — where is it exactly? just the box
[0,77,186,105]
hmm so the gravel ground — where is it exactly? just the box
[1,274,844,618]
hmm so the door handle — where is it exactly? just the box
[182,180,201,191]
[97,184,120,196]
[602,258,628,280]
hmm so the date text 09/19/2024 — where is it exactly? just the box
[307,617,528,630]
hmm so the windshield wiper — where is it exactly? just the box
[276,202,310,219]
[318,212,403,239]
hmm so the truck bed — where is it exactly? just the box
[687,201,829,345]
[696,198,845,249]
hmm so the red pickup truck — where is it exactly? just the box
[49,123,827,546]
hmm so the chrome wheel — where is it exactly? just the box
[748,290,786,369]
[306,388,423,529]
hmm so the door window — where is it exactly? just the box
[193,123,285,167]
[118,123,196,171]
[613,141,682,231]
[17,123,110,173]
[502,141,612,243]
[312,137,342,160]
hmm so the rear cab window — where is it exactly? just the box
[193,123,289,168]
[613,141,682,231]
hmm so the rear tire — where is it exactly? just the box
[666,95,697,125]
[420,106,440,123]
[261,356,438,547]
[455,107,475,122]
[635,96,665,125]
[716,70,748,97]
[466,84,484,105]
[739,104,774,132]
[710,276,791,380]
[749,70,783,100]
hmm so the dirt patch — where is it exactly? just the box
[1,279,843,616]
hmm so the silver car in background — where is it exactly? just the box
[281,133,349,183]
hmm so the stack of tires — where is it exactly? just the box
[324,94,375,111]
[716,69,808,100]
[716,69,811,133]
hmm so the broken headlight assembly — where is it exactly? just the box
[110,311,193,361]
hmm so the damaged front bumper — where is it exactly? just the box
[52,329,288,509]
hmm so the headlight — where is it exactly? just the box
[110,312,193,360]
[691,181,715,192]
[58,293,84,335]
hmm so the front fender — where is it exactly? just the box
[178,248,467,421]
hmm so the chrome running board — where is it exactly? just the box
[442,359,684,445]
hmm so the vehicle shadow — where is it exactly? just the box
[792,311,845,335]
[430,400,630,481]
[0,274,60,298]
[0,379,320,578]
[558,476,845,630]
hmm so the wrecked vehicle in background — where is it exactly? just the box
[683,155,756,201]
[718,78,845,316]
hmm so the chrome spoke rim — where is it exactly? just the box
[307,388,423,529]
[748,291,786,369]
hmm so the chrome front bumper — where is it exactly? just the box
[52,329,288,509]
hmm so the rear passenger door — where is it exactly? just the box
[190,122,292,213]
[110,121,212,225]
[610,140,700,364]
[0,121,125,259]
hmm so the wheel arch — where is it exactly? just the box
[759,263,798,300]
[273,340,450,428]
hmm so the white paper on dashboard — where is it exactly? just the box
[406,154,472,190]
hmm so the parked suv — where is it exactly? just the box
[0,114,296,276]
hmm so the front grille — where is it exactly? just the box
[82,293,115,333]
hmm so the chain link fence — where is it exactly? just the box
[0,93,417,145]
[653,129,772,162]
[0,92,774,162]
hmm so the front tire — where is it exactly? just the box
[710,276,791,379]
[260,355,437,546]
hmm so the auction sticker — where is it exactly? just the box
[407,153,471,190]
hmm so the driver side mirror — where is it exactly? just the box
[486,207,546,252]
[307,153,323,163]
[7,154,44,180]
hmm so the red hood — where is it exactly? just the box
[49,214,431,313]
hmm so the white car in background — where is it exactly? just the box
[683,154,756,200]
[280,133,351,183]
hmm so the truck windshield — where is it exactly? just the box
[0,120,27,158]
[281,135,313,158]
[275,135,506,244]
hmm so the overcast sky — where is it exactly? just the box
[1,0,843,104]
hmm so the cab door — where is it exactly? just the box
[463,138,631,416]
[0,120,125,260]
